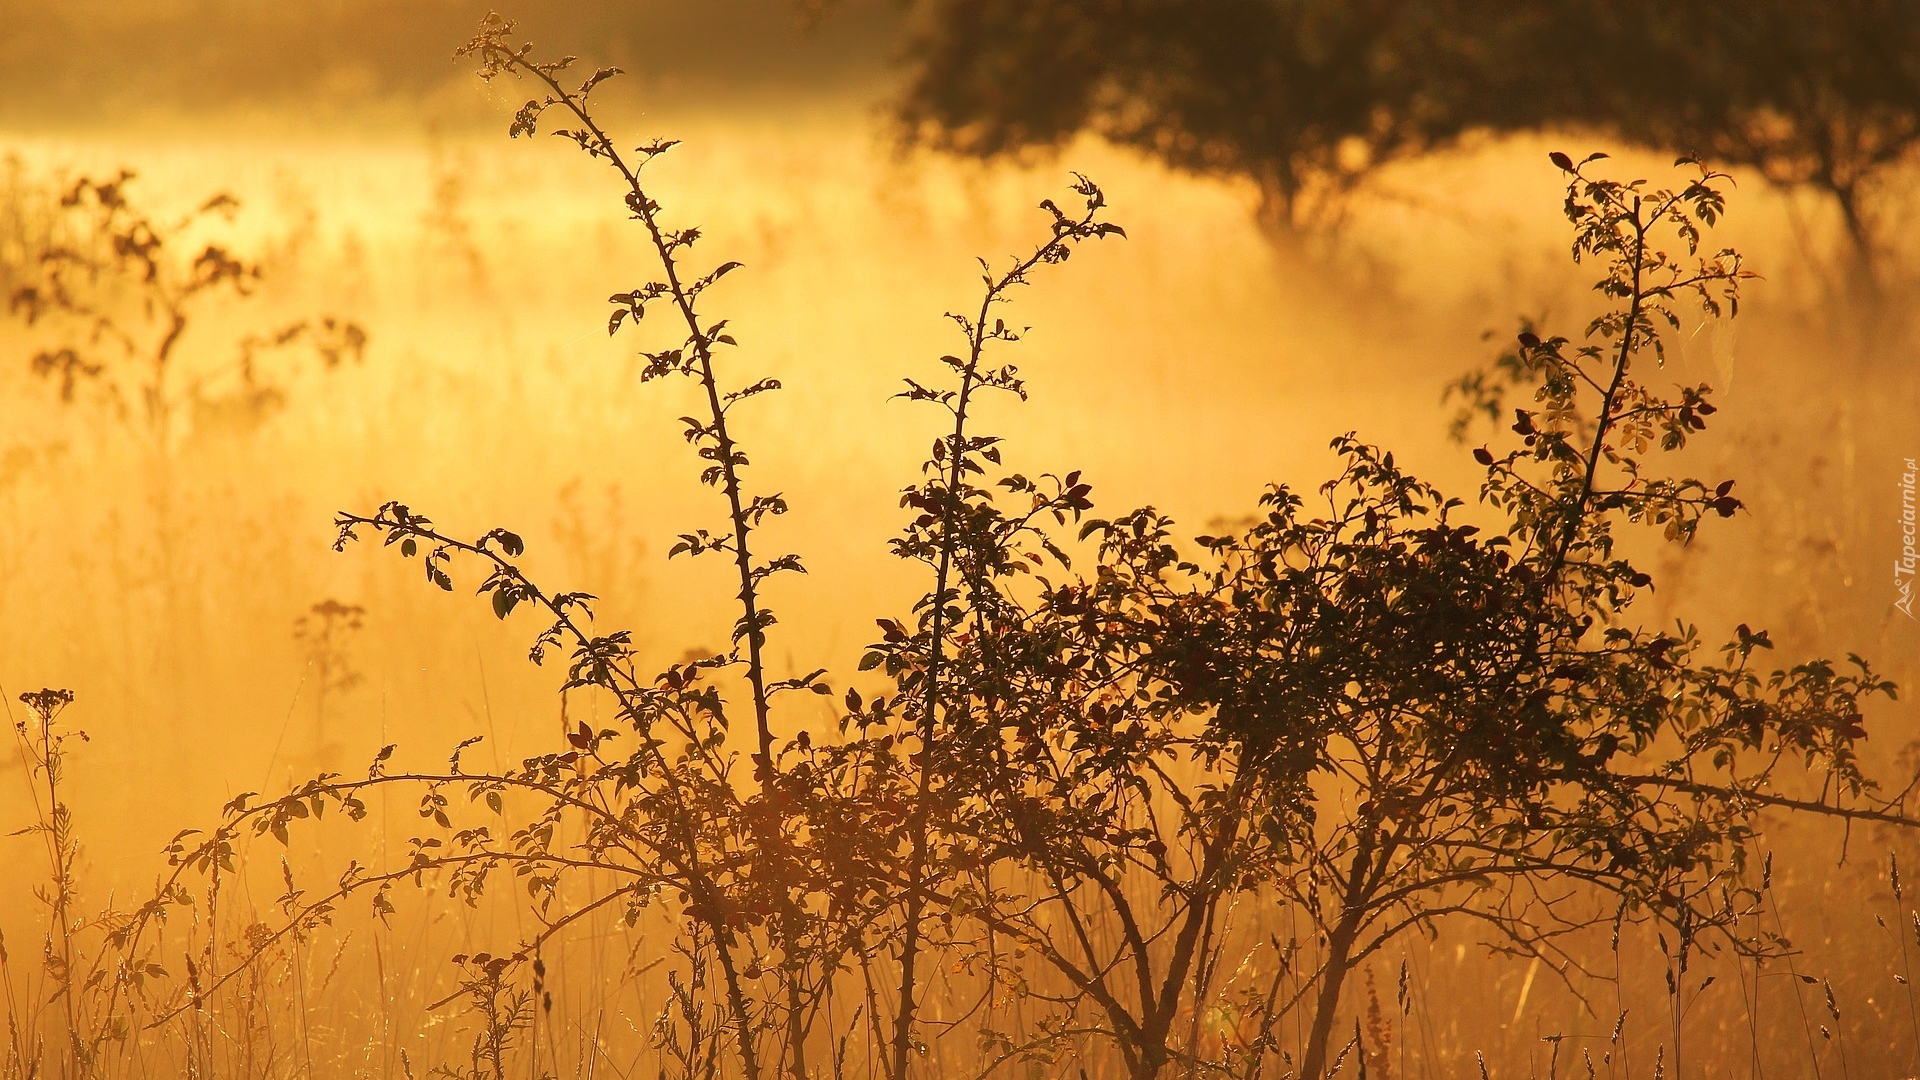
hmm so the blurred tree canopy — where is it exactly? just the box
[895,0,1920,264]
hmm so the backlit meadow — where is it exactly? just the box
[3,5,1920,1078]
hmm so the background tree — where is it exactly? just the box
[894,0,1920,271]
[1603,0,1920,285]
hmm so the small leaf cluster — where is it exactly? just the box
[5,169,364,442]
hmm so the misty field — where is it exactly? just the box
[3,6,1920,1080]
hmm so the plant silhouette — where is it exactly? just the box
[7,171,365,450]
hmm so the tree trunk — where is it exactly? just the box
[1832,181,1880,300]
[787,968,809,1080]
[1128,1042,1170,1080]
[1299,920,1361,1079]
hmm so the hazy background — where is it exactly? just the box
[2,0,1918,1071]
